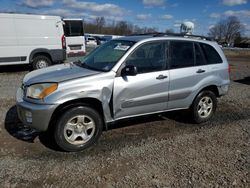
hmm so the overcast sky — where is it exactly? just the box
[0,0,250,36]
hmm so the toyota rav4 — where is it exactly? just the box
[16,34,230,152]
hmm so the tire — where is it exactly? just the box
[191,90,217,124]
[32,55,51,70]
[54,106,103,152]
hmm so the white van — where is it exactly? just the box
[63,19,86,57]
[0,13,66,69]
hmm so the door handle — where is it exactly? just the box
[196,69,206,73]
[156,74,168,80]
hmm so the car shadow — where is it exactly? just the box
[0,65,30,73]
[4,105,40,143]
[4,105,193,151]
[5,104,250,153]
[108,110,193,130]
[4,105,60,150]
[234,76,250,85]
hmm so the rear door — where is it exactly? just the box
[63,20,85,57]
[113,41,170,119]
[168,41,210,110]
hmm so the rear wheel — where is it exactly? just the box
[32,55,51,69]
[54,106,103,152]
[191,90,217,123]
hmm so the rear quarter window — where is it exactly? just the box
[200,43,222,64]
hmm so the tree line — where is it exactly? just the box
[84,16,248,47]
[83,17,160,35]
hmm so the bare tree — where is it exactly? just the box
[208,16,244,45]
[84,17,161,36]
[95,17,105,34]
[114,21,133,35]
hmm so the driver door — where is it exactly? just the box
[113,41,170,120]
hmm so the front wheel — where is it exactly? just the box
[54,106,103,152]
[191,90,217,124]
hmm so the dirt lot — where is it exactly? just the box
[0,54,249,187]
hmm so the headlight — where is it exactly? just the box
[26,83,58,99]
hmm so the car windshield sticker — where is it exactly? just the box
[114,44,130,51]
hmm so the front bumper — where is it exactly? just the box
[218,84,230,96]
[16,87,57,131]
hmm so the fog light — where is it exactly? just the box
[221,85,229,92]
[25,111,32,123]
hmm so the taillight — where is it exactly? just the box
[61,34,66,49]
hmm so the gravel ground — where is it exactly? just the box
[0,56,249,187]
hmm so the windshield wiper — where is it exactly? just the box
[81,62,104,72]
[73,60,82,66]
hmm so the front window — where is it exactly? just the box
[125,41,166,74]
[82,40,135,72]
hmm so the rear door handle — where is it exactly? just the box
[196,69,206,73]
[156,74,168,80]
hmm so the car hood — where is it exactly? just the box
[23,63,100,86]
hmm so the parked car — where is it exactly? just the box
[85,36,98,47]
[99,36,112,44]
[92,36,112,45]
[0,13,66,69]
[16,34,230,152]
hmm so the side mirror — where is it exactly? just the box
[121,65,138,76]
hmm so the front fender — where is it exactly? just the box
[44,72,116,123]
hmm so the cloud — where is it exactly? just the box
[174,23,181,28]
[39,8,77,17]
[243,23,250,31]
[160,14,173,20]
[39,8,100,21]
[142,0,166,7]
[21,0,55,8]
[62,0,125,17]
[209,10,250,19]
[224,10,250,17]
[222,0,247,6]
[171,3,179,7]
[136,14,151,20]
[209,13,221,18]
[209,25,215,29]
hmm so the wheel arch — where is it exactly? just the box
[29,48,53,63]
[198,85,219,97]
[190,85,219,108]
[48,98,106,132]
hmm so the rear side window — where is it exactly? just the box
[195,43,206,66]
[169,41,194,69]
[200,43,222,64]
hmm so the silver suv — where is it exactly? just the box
[16,34,230,151]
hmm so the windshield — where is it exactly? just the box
[82,40,135,72]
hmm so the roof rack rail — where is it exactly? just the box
[127,32,213,41]
[127,33,158,36]
[153,32,213,41]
